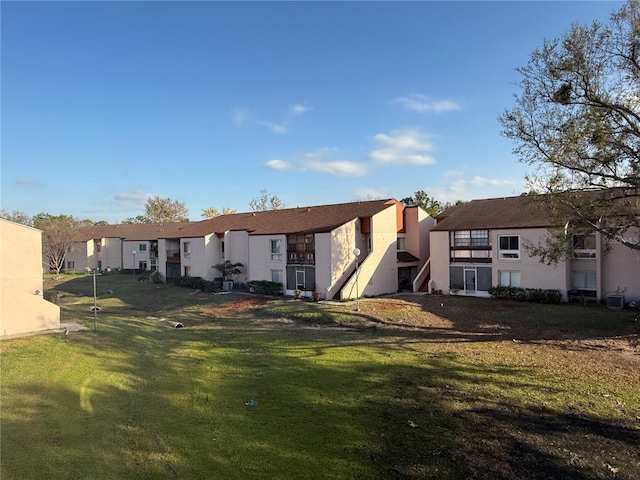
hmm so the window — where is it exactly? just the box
[397,237,406,251]
[221,240,225,258]
[271,270,283,284]
[573,271,596,290]
[183,242,191,259]
[139,261,148,270]
[96,244,101,253]
[499,271,521,287]
[573,234,596,258]
[66,261,75,269]
[138,244,147,252]
[498,235,520,259]
[452,230,489,247]
[271,239,282,261]
[98,261,102,270]
[184,266,191,277]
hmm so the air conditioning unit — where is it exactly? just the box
[606,294,624,310]
[222,280,234,291]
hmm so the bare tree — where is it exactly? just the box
[499,0,640,257]
[201,207,236,219]
[249,189,285,211]
[0,209,33,226]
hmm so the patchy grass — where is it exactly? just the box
[1,273,638,479]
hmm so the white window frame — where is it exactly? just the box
[572,271,597,290]
[572,233,596,258]
[183,241,191,259]
[271,239,282,261]
[498,270,521,288]
[184,265,191,277]
[271,269,283,284]
[498,235,520,259]
[396,236,406,251]
[138,243,147,252]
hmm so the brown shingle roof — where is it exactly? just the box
[73,222,192,242]
[178,199,398,238]
[431,195,552,231]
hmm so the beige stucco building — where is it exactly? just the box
[65,199,435,300]
[427,195,640,304]
[1,219,60,336]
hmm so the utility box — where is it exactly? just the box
[606,294,624,310]
[223,281,234,291]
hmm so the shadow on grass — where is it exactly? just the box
[18,275,636,478]
[3,312,640,480]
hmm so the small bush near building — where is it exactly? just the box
[149,271,164,284]
[247,280,283,296]
[175,276,217,292]
[488,286,563,304]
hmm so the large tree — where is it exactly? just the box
[499,0,640,256]
[400,191,466,216]
[33,213,81,274]
[400,191,443,216]
[123,196,189,223]
[249,189,285,211]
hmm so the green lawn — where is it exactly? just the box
[1,273,639,479]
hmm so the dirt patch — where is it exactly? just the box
[201,297,268,317]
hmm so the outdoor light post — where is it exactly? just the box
[353,247,361,312]
[132,250,137,274]
[92,268,98,332]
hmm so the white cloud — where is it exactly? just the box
[289,104,312,115]
[257,120,288,134]
[368,129,436,165]
[390,94,461,113]
[304,160,367,177]
[232,108,249,125]
[16,177,43,188]
[354,188,390,200]
[301,148,367,176]
[265,159,292,170]
[113,189,152,205]
[428,176,523,203]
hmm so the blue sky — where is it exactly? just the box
[1,1,624,223]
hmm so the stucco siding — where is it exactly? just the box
[1,219,60,336]
[248,234,287,284]
[180,237,207,278]
[601,228,640,303]
[429,231,451,293]
[493,228,569,296]
[224,231,250,284]
[314,232,332,299]
[342,205,398,298]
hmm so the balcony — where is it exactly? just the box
[166,249,181,262]
[288,251,315,265]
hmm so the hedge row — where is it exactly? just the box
[488,285,563,304]
[174,276,221,292]
[247,280,283,296]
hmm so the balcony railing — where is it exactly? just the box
[166,249,180,262]
[288,252,315,265]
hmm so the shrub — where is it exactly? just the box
[488,285,562,304]
[174,276,218,292]
[247,280,283,296]
[149,271,164,284]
